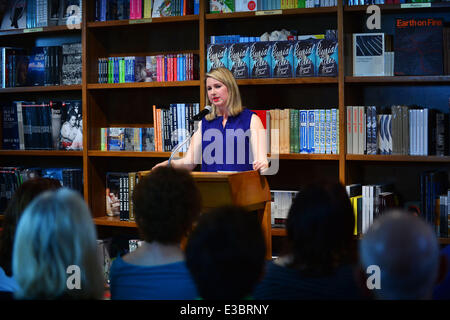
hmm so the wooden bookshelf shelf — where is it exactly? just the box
[206,7,337,20]
[345,76,450,84]
[344,3,450,13]
[0,150,83,157]
[236,77,338,85]
[278,153,339,160]
[88,151,337,160]
[0,85,82,93]
[0,24,81,37]
[271,227,287,237]
[93,216,137,228]
[87,15,199,28]
[346,155,450,163]
[87,81,200,90]
[88,151,173,158]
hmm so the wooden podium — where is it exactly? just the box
[190,171,272,259]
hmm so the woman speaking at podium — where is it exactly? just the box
[153,67,268,173]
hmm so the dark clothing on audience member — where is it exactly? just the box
[253,260,364,300]
[433,245,450,300]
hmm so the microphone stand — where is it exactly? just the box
[167,120,198,167]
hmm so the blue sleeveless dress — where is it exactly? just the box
[201,108,254,172]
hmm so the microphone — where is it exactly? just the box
[191,105,212,122]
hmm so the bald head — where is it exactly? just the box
[359,210,440,299]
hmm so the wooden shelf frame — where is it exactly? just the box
[0,0,449,244]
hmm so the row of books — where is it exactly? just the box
[419,170,449,237]
[2,100,83,151]
[95,0,199,21]
[0,0,81,30]
[346,183,397,236]
[152,103,200,152]
[346,105,450,156]
[210,0,337,13]
[270,189,298,227]
[100,127,155,152]
[209,30,337,44]
[346,0,450,5]
[0,166,83,213]
[97,53,199,84]
[346,172,450,238]
[207,38,339,79]
[106,170,150,220]
[1,43,82,88]
[351,23,448,77]
[260,108,340,154]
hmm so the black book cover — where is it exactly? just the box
[394,18,444,76]
[250,41,272,79]
[271,41,294,78]
[27,47,46,86]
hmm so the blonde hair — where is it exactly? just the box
[13,189,104,300]
[205,68,243,121]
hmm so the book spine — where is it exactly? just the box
[308,110,315,154]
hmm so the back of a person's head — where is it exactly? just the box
[359,210,440,300]
[0,177,61,276]
[12,188,104,300]
[185,206,266,300]
[132,166,202,244]
[286,182,355,276]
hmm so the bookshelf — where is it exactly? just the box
[0,0,449,250]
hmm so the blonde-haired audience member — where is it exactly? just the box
[13,188,104,299]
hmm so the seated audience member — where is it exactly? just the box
[253,182,363,300]
[185,205,266,300]
[433,244,450,300]
[0,178,61,294]
[13,188,104,299]
[359,210,446,300]
[109,167,202,300]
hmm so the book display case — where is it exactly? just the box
[1,0,450,252]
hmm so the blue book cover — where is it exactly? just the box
[250,41,272,79]
[108,128,125,151]
[228,42,250,79]
[316,39,338,77]
[41,168,63,185]
[299,110,308,154]
[294,39,318,77]
[27,47,46,86]
[308,110,315,153]
[207,44,228,71]
[271,41,294,78]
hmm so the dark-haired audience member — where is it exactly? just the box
[433,244,450,300]
[253,182,363,300]
[185,205,266,300]
[13,188,104,299]
[0,178,61,293]
[109,166,202,300]
[360,210,447,300]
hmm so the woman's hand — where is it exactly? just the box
[253,160,269,173]
[152,160,168,170]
